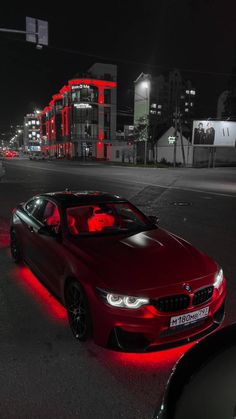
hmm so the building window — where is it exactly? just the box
[116,150,120,158]
[104,89,111,104]
[71,86,98,103]
[104,107,111,127]
[73,105,98,124]
[104,129,110,140]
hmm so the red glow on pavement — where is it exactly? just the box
[0,233,9,248]
[109,343,194,371]
[10,265,67,324]
[0,220,10,248]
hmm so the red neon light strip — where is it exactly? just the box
[99,129,104,140]
[60,85,71,94]
[61,109,65,137]
[65,106,69,136]
[68,79,116,88]
[52,93,62,101]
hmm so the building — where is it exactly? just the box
[217,91,230,118]
[133,70,196,162]
[155,126,193,166]
[23,112,41,152]
[40,63,117,159]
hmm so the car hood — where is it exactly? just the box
[70,228,217,294]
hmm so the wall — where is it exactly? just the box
[155,127,193,166]
[193,147,236,167]
[109,143,134,163]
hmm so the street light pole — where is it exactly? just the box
[144,82,149,165]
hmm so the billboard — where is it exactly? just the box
[192,120,236,147]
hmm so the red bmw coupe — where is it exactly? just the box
[10,191,226,351]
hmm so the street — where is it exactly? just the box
[0,159,236,419]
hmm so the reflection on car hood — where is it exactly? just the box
[71,227,217,294]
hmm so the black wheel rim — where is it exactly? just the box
[11,232,18,260]
[67,285,87,339]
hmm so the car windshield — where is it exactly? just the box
[65,202,154,236]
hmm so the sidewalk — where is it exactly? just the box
[0,161,6,180]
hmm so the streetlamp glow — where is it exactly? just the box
[141,81,149,89]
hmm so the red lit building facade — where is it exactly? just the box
[40,63,117,159]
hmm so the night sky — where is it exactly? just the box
[1,0,236,129]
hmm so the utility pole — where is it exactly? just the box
[179,116,186,167]
[173,106,177,168]
[144,115,148,165]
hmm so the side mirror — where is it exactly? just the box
[148,215,159,226]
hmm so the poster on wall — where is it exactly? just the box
[192,120,236,147]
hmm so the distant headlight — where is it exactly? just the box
[214,268,224,289]
[97,289,149,309]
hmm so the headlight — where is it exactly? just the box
[97,289,149,309]
[214,268,224,289]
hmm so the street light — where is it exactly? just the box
[141,80,149,90]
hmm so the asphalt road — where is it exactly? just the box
[0,159,236,419]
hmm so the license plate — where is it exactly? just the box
[170,306,209,328]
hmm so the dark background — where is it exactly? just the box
[1,0,236,127]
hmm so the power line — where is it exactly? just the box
[0,32,236,78]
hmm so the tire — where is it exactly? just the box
[65,280,92,341]
[10,229,22,263]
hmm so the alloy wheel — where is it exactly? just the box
[66,282,91,341]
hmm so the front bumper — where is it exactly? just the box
[90,284,226,352]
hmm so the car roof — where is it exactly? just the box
[37,191,127,206]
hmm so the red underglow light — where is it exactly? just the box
[108,342,194,371]
[10,265,67,324]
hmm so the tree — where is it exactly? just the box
[134,116,148,142]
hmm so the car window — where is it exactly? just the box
[42,200,61,233]
[31,198,47,222]
[66,202,152,236]
[25,199,38,214]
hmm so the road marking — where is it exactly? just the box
[4,161,236,198]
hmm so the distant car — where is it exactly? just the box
[29,152,45,161]
[10,191,226,351]
[4,151,14,158]
[12,151,19,157]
